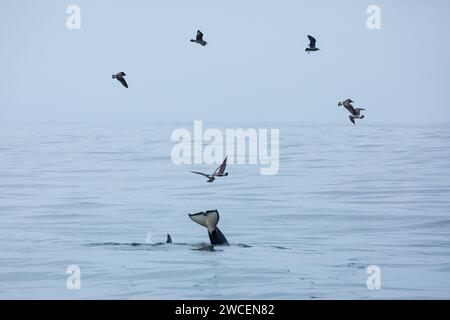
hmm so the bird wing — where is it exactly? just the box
[354,108,365,115]
[191,171,209,178]
[196,30,204,41]
[349,116,355,124]
[308,35,316,47]
[213,156,228,175]
[117,77,128,88]
[118,72,126,77]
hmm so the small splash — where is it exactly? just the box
[145,230,153,244]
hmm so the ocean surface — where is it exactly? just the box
[1,121,449,299]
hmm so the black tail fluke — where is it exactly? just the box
[208,227,229,246]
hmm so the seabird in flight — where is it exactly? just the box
[305,35,319,54]
[191,157,229,183]
[190,30,207,46]
[338,99,366,124]
[112,72,128,88]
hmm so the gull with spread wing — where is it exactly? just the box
[190,30,207,46]
[338,99,366,124]
[191,157,228,183]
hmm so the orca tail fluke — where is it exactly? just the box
[189,210,229,246]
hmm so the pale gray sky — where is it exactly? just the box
[1,0,449,122]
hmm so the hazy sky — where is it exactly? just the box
[1,0,449,122]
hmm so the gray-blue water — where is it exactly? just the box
[1,121,449,299]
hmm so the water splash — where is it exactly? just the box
[145,230,153,244]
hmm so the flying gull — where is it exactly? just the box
[305,35,319,54]
[338,99,366,124]
[191,156,228,183]
[112,72,128,88]
[190,30,207,46]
